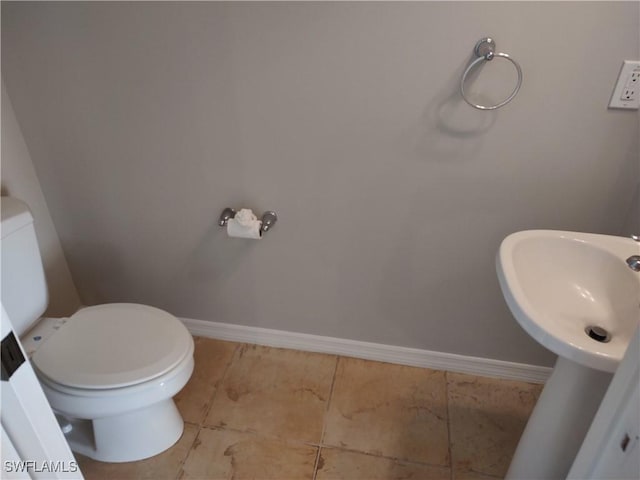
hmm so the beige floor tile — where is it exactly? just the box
[324,358,449,466]
[77,423,198,480]
[452,467,502,480]
[174,337,238,424]
[447,372,543,478]
[204,344,336,443]
[316,448,451,480]
[180,427,317,479]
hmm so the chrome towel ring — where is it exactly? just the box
[460,37,523,110]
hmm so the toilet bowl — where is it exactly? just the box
[1,197,195,463]
[23,303,195,463]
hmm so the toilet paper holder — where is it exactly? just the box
[218,208,278,235]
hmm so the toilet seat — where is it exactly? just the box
[32,304,192,390]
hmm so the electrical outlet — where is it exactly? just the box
[620,87,637,102]
[626,70,640,87]
[609,60,640,109]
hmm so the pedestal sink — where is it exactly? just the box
[496,230,640,479]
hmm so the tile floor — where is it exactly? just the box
[77,337,543,480]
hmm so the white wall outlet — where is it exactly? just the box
[620,87,636,102]
[609,60,640,109]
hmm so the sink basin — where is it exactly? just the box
[497,230,640,373]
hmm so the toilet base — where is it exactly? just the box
[62,399,184,463]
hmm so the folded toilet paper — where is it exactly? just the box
[227,208,262,239]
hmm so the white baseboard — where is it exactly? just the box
[180,317,552,384]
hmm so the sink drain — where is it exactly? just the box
[585,326,611,343]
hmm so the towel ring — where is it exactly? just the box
[460,38,523,110]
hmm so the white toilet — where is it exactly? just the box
[0,197,195,463]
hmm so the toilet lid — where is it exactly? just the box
[32,304,193,390]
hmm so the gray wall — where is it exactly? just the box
[2,2,638,366]
[1,82,81,317]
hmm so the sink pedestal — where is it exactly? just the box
[506,357,612,480]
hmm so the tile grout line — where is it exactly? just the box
[175,426,201,480]
[445,370,454,480]
[175,422,200,480]
[199,342,245,428]
[317,444,454,470]
[197,420,455,472]
[176,340,243,479]
[312,355,340,480]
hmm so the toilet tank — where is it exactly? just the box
[1,197,49,336]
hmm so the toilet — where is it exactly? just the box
[0,197,194,463]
